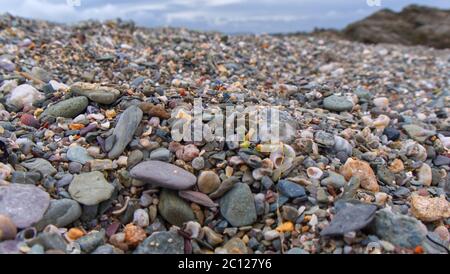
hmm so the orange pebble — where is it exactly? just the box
[124,224,147,247]
[69,123,85,130]
[276,222,294,233]
[414,246,424,254]
[67,228,85,240]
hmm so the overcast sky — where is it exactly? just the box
[0,0,449,33]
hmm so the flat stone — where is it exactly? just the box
[11,171,41,185]
[220,183,257,227]
[402,124,436,143]
[130,160,196,190]
[277,180,306,198]
[134,230,184,254]
[323,94,354,112]
[76,230,106,253]
[321,171,346,189]
[42,96,89,118]
[21,158,57,178]
[68,171,114,206]
[0,184,50,228]
[107,105,143,159]
[158,189,195,227]
[370,208,427,248]
[149,147,171,162]
[70,82,120,104]
[320,203,377,236]
[67,146,93,164]
[35,199,82,230]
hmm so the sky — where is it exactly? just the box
[0,0,449,34]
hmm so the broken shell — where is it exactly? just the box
[417,163,432,186]
[401,140,427,162]
[184,221,201,238]
[307,167,323,180]
[133,209,150,228]
[373,114,390,130]
[0,214,17,241]
[340,158,379,192]
[17,227,37,241]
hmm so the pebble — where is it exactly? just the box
[68,171,114,206]
[134,230,184,254]
[402,124,436,143]
[340,158,379,192]
[320,203,377,236]
[0,215,17,241]
[42,96,89,118]
[158,189,195,227]
[107,105,143,159]
[0,184,50,228]
[35,199,82,231]
[21,158,57,178]
[383,127,400,141]
[323,94,354,112]
[371,209,427,248]
[7,84,44,110]
[178,190,218,208]
[70,82,121,104]
[149,147,171,162]
[277,180,306,198]
[67,146,93,164]
[133,209,150,228]
[417,163,432,186]
[216,237,248,254]
[76,230,105,253]
[130,160,196,190]
[20,114,40,128]
[220,183,257,227]
[11,171,41,185]
[410,194,450,222]
[321,171,346,189]
[197,170,221,194]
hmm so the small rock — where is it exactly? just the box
[76,230,105,253]
[216,237,248,254]
[20,114,40,128]
[321,171,346,189]
[220,183,257,227]
[410,194,450,222]
[7,84,44,110]
[0,184,50,228]
[323,94,354,112]
[383,127,400,141]
[11,171,41,185]
[149,147,170,162]
[320,203,377,236]
[68,171,114,206]
[340,158,379,192]
[21,158,57,178]
[158,189,195,227]
[402,124,436,143]
[67,146,93,164]
[42,96,89,118]
[178,190,218,208]
[35,199,82,230]
[277,180,306,198]
[417,163,432,186]
[197,170,221,194]
[130,160,196,190]
[371,208,427,248]
[134,230,184,254]
[70,82,120,104]
[107,105,143,159]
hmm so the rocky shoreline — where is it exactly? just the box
[0,13,449,254]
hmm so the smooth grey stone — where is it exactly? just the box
[107,105,143,159]
[158,189,195,227]
[35,199,82,231]
[76,230,105,253]
[134,230,184,254]
[220,183,257,227]
[42,96,88,118]
[21,158,57,178]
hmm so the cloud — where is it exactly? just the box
[0,0,449,33]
